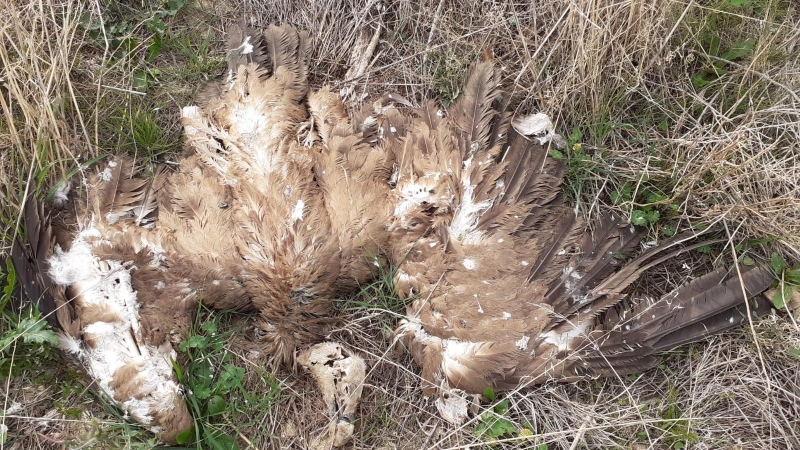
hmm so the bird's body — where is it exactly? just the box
[11,24,774,444]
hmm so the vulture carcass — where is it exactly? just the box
[10,23,774,443]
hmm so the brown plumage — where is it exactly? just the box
[389,63,774,419]
[10,24,775,443]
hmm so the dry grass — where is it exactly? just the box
[1,0,799,448]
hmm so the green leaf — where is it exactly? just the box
[166,0,186,14]
[483,387,495,401]
[201,322,218,334]
[180,335,208,351]
[193,386,212,399]
[662,225,677,237]
[206,395,227,416]
[708,34,721,57]
[191,360,213,384]
[742,256,755,266]
[721,39,755,62]
[673,441,686,449]
[611,187,632,205]
[133,70,150,92]
[647,193,667,203]
[216,365,245,395]
[631,210,648,226]
[549,149,564,159]
[691,73,710,89]
[787,347,800,360]
[175,427,194,444]
[206,430,239,450]
[490,417,516,438]
[147,34,162,61]
[17,318,59,346]
[696,245,712,255]
[785,267,800,284]
[645,210,661,224]
[771,253,788,274]
[568,127,583,146]
[494,399,509,415]
[771,285,788,309]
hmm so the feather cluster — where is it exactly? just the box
[12,24,774,442]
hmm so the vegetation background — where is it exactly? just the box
[1,0,798,448]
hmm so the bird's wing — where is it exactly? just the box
[13,158,194,443]
[391,62,774,399]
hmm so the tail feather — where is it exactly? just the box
[449,62,504,153]
[262,24,311,99]
[226,22,268,74]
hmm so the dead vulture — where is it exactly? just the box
[11,24,773,444]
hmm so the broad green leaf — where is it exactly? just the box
[490,417,515,437]
[785,267,800,284]
[206,395,227,416]
[216,365,245,394]
[147,34,163,61]
[631,210,648,226]
[180,335,208,350]
[17,318,58,346]
[787,347,800,360]
[201,322,218,334]
[206,430,239,450]
[771,253,788,274]
[721,39,755,62]
[133,70,150,92]
[691,73,710,88]
[192,360,213,382]
[193,386,212,399]
[771,285,788,309]
[662,225,677,237]
[568,127,582,145]
[175,427,194,444]
[483,387,495,401]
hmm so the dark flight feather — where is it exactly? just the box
[10,196,57,326]
[449,61,503,152]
